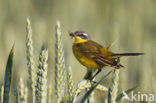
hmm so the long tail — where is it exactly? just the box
[112,53,144,57]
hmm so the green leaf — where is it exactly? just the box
[107,88,112,103]
[3,44,14,103]
[116,85,138,102]
[80,70,112,103]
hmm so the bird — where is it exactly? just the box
[69,30,144,81]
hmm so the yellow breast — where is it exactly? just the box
[74,37,87,43]
[73,47,100,69]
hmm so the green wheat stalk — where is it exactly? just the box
[73,80,108,102]
[14,88,19,103]
[26,17,36,102]
[18,78,28,103]
[35,46,48,103]
[108,69,120,103]
[47,85,52,103]
[75,80,108,96]
[55,21,66,103]
[67,66,74,102]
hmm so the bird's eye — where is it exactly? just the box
[78,33,83,36]
[75,32,90,40]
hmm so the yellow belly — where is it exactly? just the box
[73,45,103,69]
[77,56,101,69]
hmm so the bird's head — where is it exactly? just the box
[69,31,91,41]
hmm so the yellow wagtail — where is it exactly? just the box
[69,31,143,81]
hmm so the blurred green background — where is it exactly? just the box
[0,0,156,102]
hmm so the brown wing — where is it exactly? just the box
[93,54,121,68]
[75,40,109,56]
[75,40,122,68]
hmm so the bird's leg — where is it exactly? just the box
[90,69,102,83]
[84,69,94,80]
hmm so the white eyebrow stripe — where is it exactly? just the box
[82,33,88,36]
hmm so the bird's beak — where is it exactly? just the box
[69,31,75,39]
